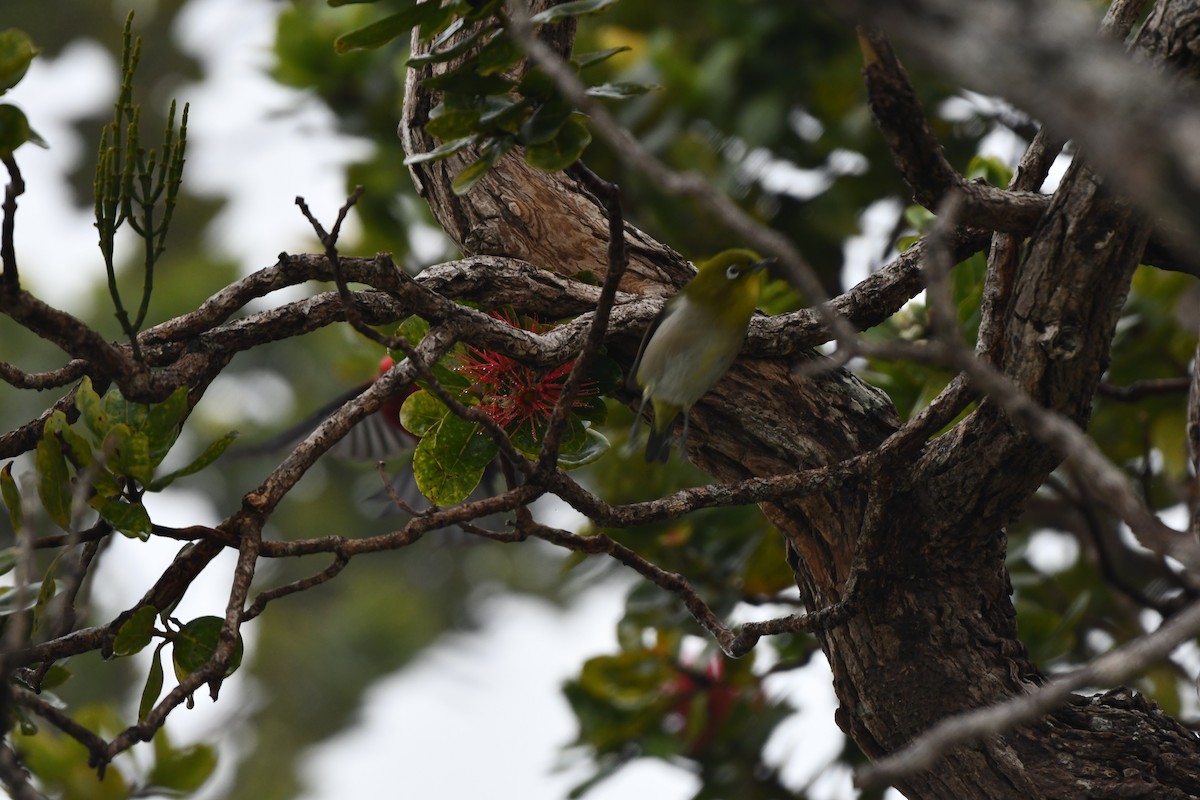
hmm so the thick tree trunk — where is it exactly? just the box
[401,2,1200,797]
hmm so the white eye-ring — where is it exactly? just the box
[725,264,740,280]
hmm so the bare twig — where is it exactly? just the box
[2,154,24,292]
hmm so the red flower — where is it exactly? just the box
[456,311,596,430]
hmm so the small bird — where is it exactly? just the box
[630,249,770,462]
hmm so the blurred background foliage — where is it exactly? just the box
[0,0,1197,798]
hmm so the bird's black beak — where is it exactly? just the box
[748,257,776,274]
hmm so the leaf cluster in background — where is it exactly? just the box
[1,377,235,540]
[331,0,652,193]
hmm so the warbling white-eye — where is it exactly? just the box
[630,248,770,462]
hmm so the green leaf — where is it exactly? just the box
[114,605,158,657]
[558,428,610,468]
[144,386,189,467]
[147,431,238,492]
[75,377,108,441]
[35,433,72,530]
[424,104,485,141]
[530,0,619,24]
[149,734,217,794]
[0,546,17,577]
[2,463,21,533]
[90,495,152,539]
[399,390,450,437]
[420,57,516,95]
[572,395,608,425]
[0,29,39,94]
[103,424,154,486]
[0,583,43,616]
[0,103,45,156]
[172,616,243,682]
[139,642,166,722]
[451,137,513,194]
[412,414,497,505]
[585,81,657,99]
[407,23,494,66]
[519,95,573,145]
[524,113,591,171]
[31,557,58,638]
[403,135,477,165]
[39,664,71,690]
[104,391,149,431]
[477,31,522,75]
[335,4,426,53]
[573,46,631,70]
[478,96,531,132]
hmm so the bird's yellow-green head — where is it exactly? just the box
[682,249,770,316]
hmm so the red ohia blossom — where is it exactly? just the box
[455,311,595,430]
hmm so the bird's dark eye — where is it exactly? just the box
[725,265,740,280]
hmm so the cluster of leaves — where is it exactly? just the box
[2,377,234,540]
[0,27,45,157]
[394,313,621,505]
[0,377,242,796]
[332,0,652,193]
[565,640,794,798]
[113,606,245,720]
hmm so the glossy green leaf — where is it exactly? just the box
[139,642,166,722]
[35,432,71,530]
[172,616,243,681]
[585,81,657,99]
[424,104,485,141]
[147,431,238,492]
[558,428,610,468]
[420,58,515,95]
[0,103,45,156]
[1,463,21,533]
[573,46,631,70]
[412,414,497,505]
[0,582,43,616]
[75,377,109,441]
[0,29,38,94]
[104,391,149,431]
[530,0,619,24]
[399,390,449,437]
[39,664,71,690]
[90,495,152,539]
[103,424,153,485]
[572,394,608,425]
[407,23,494,66]
[31,558,58,638]
[524,113,591,171]
[0,545,17,577]
[519,94,573,145]
[335,4,427,53]
[149,734,218,794]
[477,31,522,75]
[402,134,477,165]
[114,605,159,657]
[144,386,189,467]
